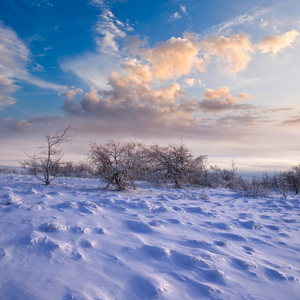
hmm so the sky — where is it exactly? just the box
[0,0,300,172]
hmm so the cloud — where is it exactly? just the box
[0,22,64,107]
[121,59,152,84]
[205,8,268,35]
[200,32,253,72]
[180,6,188,16]
[0,23,29,107]
[94,8,132,54]
[260,19,269,29]
[59,58,261,142]
[63,88,83,100]
[144,37,204,80]
[123,35,147,56]
[3,118,11,124]
[199,86,252,112]
[198,79,205,87]
[61,61,202,133]
[281,116,300,126]
[184,78,195,86]
[90,0,106,6]
[0,75,20,108]
[172,12,181,19]
[8,120,32,133]
[256,30,300,54]
[0,23,29,77]
[60,52,123,89]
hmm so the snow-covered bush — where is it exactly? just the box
[284,165,300,194]
[59,161,94,178]
[0,166,21,174]
[146,142,206,189]
[271,166,300,197]
[90,140,146,190]
[207,165,225,188]
[235,176,269,198]
[207,161,240,190]
[276,172,289,199]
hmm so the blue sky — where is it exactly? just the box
[1,0,300,171]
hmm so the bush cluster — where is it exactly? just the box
[17,125,300,197]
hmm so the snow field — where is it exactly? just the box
[0,174,300,299]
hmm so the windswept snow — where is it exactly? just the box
[0,174,300,299]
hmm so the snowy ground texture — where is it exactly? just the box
[0,174,300,300]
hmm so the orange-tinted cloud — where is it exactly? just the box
[8,120,32,133]
[63,88,83,100]
[256,30,299,54]
[143,37,203,80]
[121,60,152,84]
[200,32,253,72]
[281,116,300,126]
[200,86,252,112]
[184,78,195,86]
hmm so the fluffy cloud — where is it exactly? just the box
[61,60,202,134]
[200,32,253,72]
[121,60,152,84]
[143,37,204,80]
[63,88,83,100]
[60,56,259,142]
[256,30,299,54]
[63,26,299,96]
[199,86,252,112]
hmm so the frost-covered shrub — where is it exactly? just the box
[59,161,94,178]
[274,172,289,199]
[207,161,240,190]
[284,165,300,194]
[0,166,21,174]
[235,176,269,198]
[90,140,146,190]
[146,142,206,189]
[207,165,225,188]
[271,166,300,198]
[261,172,273,189]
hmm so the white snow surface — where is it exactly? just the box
[0,174,300,300]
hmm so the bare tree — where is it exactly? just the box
[90,140,146,190]
[147,142,206,189]
[20,125,73,185]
